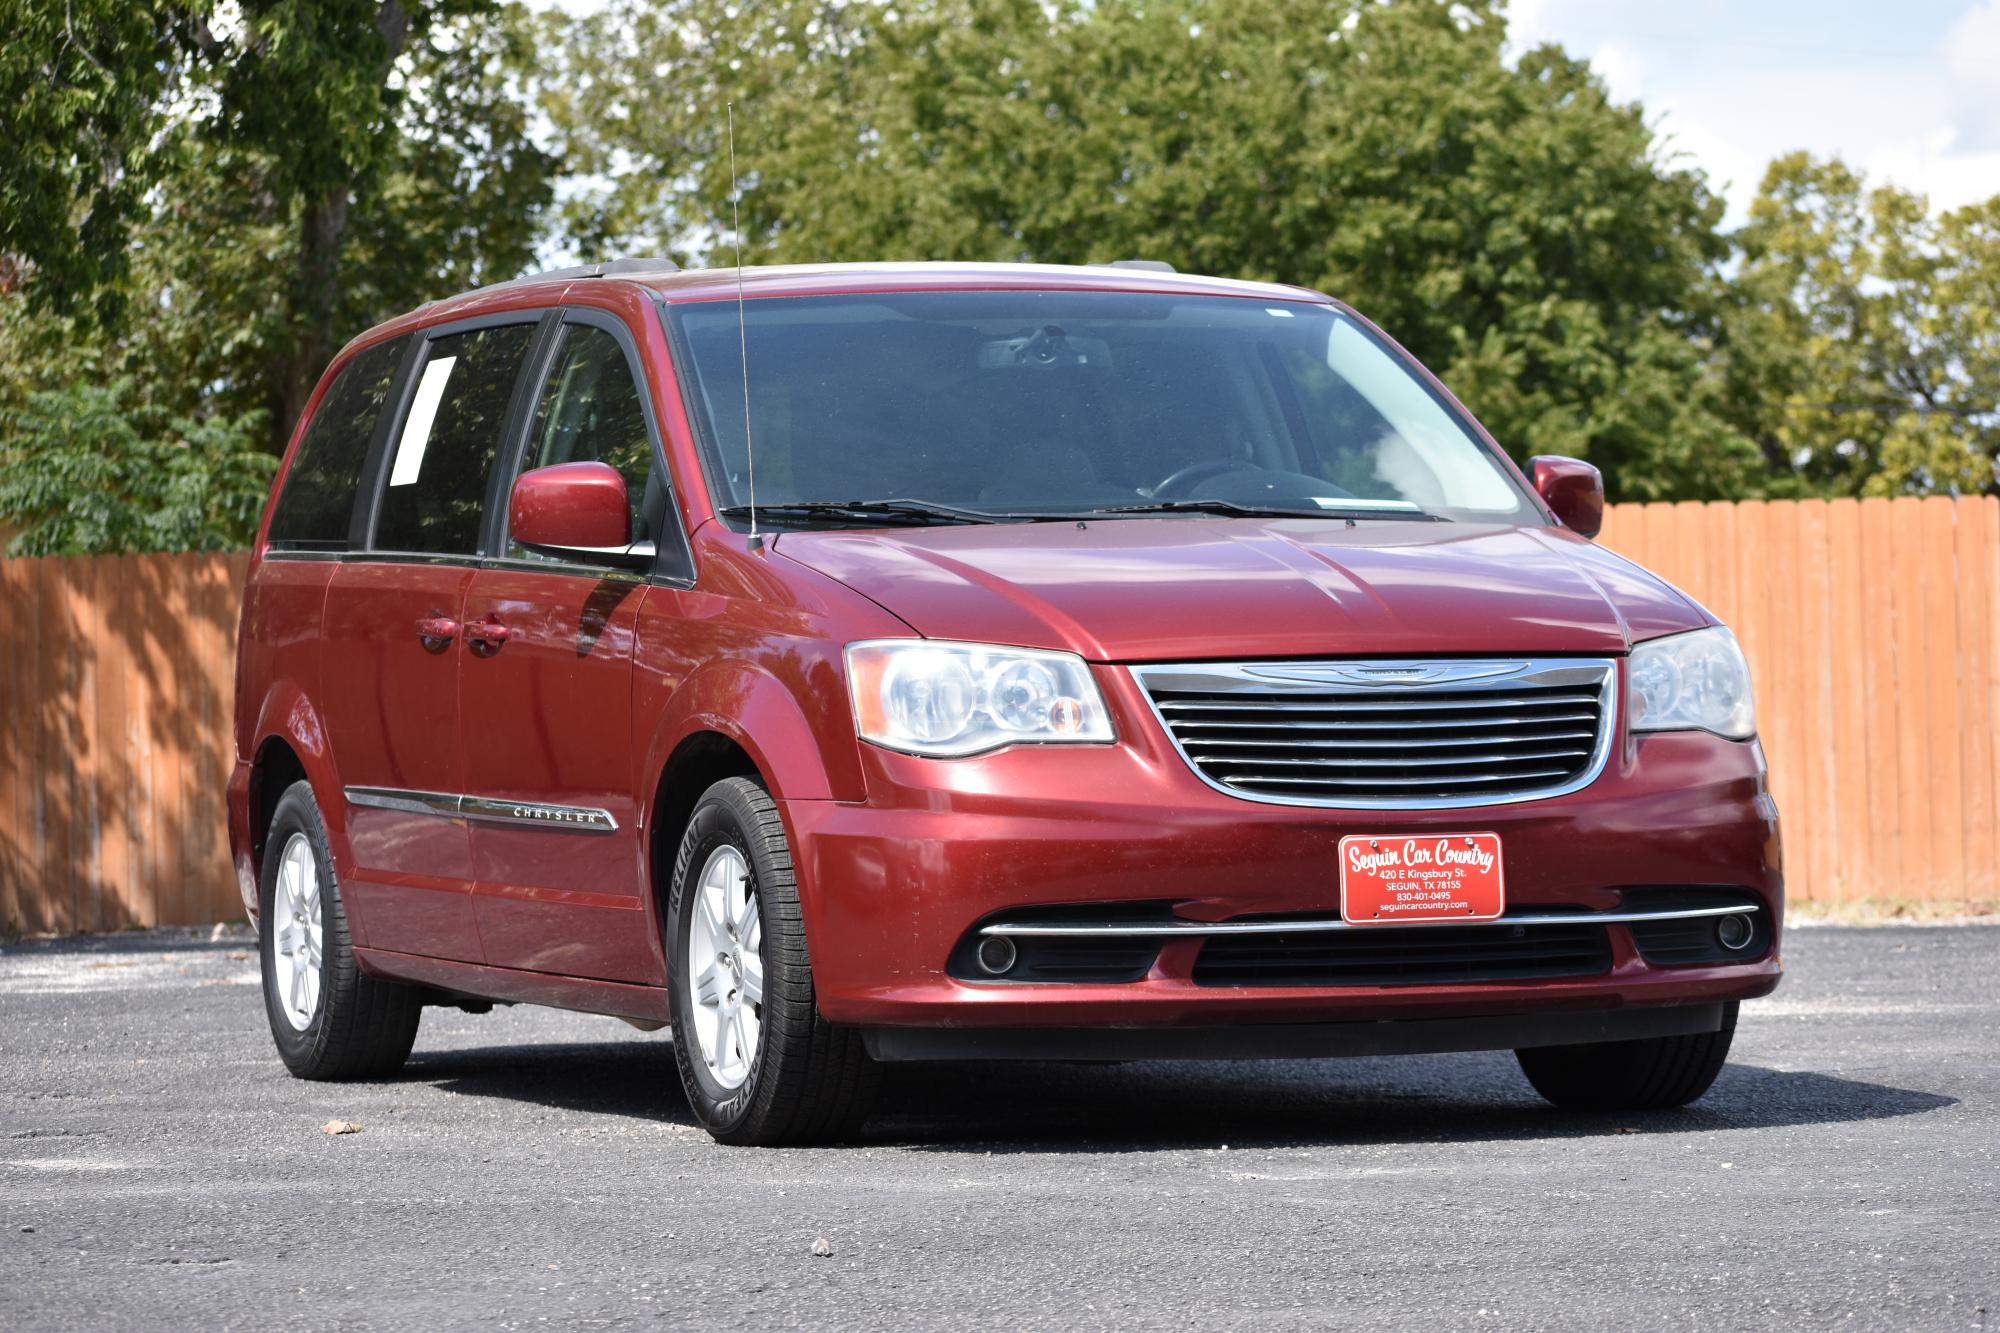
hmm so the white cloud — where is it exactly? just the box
[1943,0,2000,153]
[1583,39,1645,101]
[1506,0,2000,219]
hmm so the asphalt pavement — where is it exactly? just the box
[1,924,1994,1331]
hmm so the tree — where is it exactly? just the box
[1,0,557,447]
[0,2,557,553]
[1727,154,2000,496]
[547,0,1767,500]
[0,379,272,556]
[0,1,179,326]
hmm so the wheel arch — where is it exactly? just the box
[243,682,346,892]
[646,731,766,928]
[250,735,308,875]
[639,655,861,966]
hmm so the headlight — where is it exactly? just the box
[1628,626,1756,739]
[845,640,1114,757]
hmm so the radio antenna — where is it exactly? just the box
[727,102,761,552]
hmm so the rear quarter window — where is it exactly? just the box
[266,336,409,550]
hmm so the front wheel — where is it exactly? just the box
[666,777,877,1145]
[1516,1002,1738,1111]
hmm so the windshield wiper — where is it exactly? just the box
[1088,499,1444,522]
[719,499,1008,527]
[720,497,1444,528]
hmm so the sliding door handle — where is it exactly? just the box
[464,617,510,655]
[415,613,458,651]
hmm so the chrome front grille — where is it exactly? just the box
[1132,658,1617,809]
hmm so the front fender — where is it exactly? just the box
[640,655,857,808]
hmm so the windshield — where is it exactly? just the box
[665,291,1538,525]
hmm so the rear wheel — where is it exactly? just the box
[1516,1002,1738,1111]
[666,777,878,1145]
[258,781,422,1079]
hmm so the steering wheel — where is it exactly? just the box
[1150,457,1258,498]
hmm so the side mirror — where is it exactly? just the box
[509,462,652,569]
[1530,456,1604,539]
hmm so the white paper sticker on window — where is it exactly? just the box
[1312,496,1422,511]
[389,355,458,487]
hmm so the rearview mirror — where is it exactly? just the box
[1529,456,1604,539]
[510,462,653,569]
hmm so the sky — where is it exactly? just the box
[1505,0,2000,220]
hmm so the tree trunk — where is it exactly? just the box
[267,0,408,451]
[272,184,352,450]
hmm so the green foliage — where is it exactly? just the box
[0,379,274,556]
[0,0,558,557]
[547,0,1765,500]
[4,0,1999,555]
[340,7,558,321]
[1726,154,2000,496]
[0,0,178,325]
[1,0,557,449]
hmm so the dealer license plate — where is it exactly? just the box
[1338,833,1506,924]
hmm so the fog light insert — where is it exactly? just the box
[1715,912,1756,952]
[974,935,1019,976]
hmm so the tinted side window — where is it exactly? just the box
[374,323,537,555]
[513,325,654,556]
[267,336,408,549]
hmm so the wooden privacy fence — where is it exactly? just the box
[1,496,1996,931]
[1,554,249,931]
[1599,495,2000,910]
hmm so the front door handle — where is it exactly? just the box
[415,613,458,651]
[464,616,510,655]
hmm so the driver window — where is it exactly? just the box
[514,324,654,557]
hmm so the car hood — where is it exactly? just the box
[772,518,1709,662]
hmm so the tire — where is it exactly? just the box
[258,780,421,1080]
[1516,1002,1738,1111]
[666,777,878,1146]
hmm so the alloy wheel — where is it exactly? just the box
[271,832,324,1031]
[685,845,764,1089]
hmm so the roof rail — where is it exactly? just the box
[427,257,682,307]
[509,256,682,284]
[1105,258,1176,273]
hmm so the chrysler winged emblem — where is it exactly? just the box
[1241,661,1532,688]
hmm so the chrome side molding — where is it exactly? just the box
[980,903,1761,938]
[345,786,619,834]
[344,787,461,819]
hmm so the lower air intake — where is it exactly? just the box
[1192,919,1613,987]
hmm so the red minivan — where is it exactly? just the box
[229,260,1781,1144]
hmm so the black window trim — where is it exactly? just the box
[485,302,696,586]
[343,331,429,554]
[477,313,567,559]
[348,308,559,563]
[268,302,698,587]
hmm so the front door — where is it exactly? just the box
[323,317,543,963]
[460,315,667,982]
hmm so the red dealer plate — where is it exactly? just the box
[1338,833,1506,925]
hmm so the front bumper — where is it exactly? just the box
[785,683,1784,1031]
